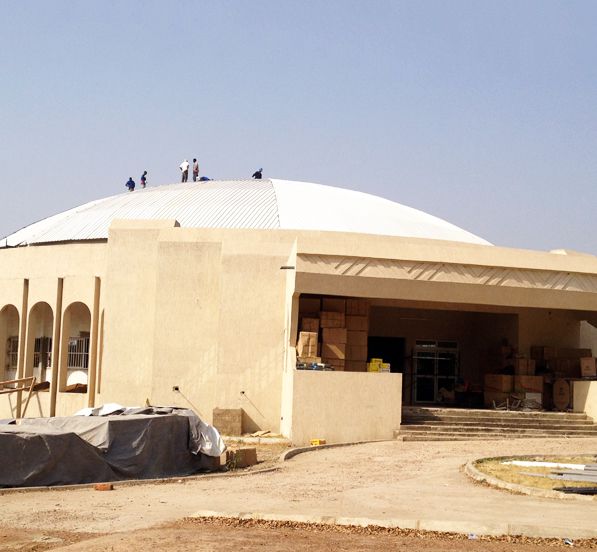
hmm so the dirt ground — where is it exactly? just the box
[1,519,596,552]
[3,438,597,550]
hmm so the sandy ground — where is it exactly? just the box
[2,437,597,550]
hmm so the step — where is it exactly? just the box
[402,414,594,425]
[398,425,597,436]
[402,420,597,430]
[402,407,591,420]
[397,430,597,442]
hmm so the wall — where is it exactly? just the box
[290,370,402,444]
[572,381,597,420]
[518,309,583,354]
[100,223,297,433]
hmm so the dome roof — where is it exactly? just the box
[0,179,491,247]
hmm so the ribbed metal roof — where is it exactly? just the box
[0,179,491,247]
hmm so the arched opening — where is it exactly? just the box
[61,302,91,392]
[27,302,54,386]
[0,305,20,382]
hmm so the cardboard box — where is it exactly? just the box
[347,331,367,347]
[346,360,367,372]
[514,359,536,376]
[367,361,381,372]
[530,346,557,362]
[322,342,346,360]
[346,345,367,361]
[557,348,592,359]
[514,375,543,393]
[299,297,320,315]
[297,331,318,358]
[552,358,580,378]
[346,315,368,331]
[346,298,369,316]
[322,298,346,313]
[320,311,345,328]
[581,357,597,377]
[322,327,348,344]
[323,358,345,371]
[297,356,322,364]
[484,391,510,407]
[301,317,319,332]
[484,374,513,392]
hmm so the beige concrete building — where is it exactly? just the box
[1,179,597,443]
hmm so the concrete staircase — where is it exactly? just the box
[396,406,597,441]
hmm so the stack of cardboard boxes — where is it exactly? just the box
[297,296,370,371]
[320,298,347,371]
[367,358,391,372]
[345,298,369,372]
[484,355,542,407]
[531,346,593,378]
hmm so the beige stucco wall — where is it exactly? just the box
[99,222,298,432]
[289,370,402,445]
[572,381,597,420]
[1,222,597,436]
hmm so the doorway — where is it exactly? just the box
[413,340,459,403]
[367,336,405,373]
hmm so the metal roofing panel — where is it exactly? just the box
[1,180,279,247]
[0,178,491,248]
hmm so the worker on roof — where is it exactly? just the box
[180,159,190,182]
[125,177,135,192]
[140,171,148,189]
[192,158,199,182]
[252,168,263,180]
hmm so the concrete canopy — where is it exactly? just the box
[0,179,490,247]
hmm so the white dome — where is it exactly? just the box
[0,179,491,247]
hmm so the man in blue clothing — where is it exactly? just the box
[125,177,135,192]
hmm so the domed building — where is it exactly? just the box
[1,179,597,443]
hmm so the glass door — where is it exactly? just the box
[413,340,458,403]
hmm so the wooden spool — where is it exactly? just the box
[553,378,570,411]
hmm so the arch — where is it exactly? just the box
[60,302,91,392]
[0,305,20,382]
[26,302,54,384]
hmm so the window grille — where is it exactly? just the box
[67,336,89,370]
[33,337,52,371]
[6,336,18,369]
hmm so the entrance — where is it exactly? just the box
[367,336,405,373]
[413,340,459,403]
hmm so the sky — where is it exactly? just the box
[1,1,596,253]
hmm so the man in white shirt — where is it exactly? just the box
[180,159,190,182]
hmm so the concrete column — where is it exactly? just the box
[15,279,29,418]
[87,277,101,408]
[49,278,63,417]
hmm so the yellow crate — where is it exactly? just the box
[310,438,326,446]
[367,362,380,372]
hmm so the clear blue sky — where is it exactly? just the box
[2,1,596,252]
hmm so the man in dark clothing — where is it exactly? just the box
[192,159,199,182]
[252,168,263,179]
[125,177,135,192]
[140,171,147,188]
